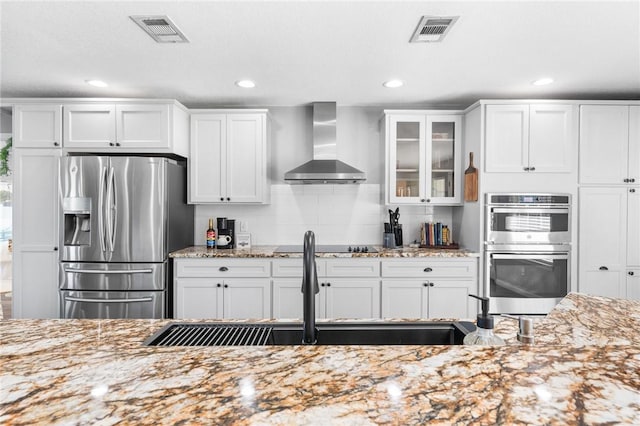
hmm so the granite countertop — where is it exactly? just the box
[2,293,640,424]
[169,245,480,258]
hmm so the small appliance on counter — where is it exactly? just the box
[217,217,235,249]
[384,207,402,248]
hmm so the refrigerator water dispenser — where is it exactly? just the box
[63,197,91,246]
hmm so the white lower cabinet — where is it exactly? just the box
[175,278,271,319]
[272,258,381,319]
[321,279,380,319]
[12,148,61,318]
[381,259,477,319]
[173,259,271,319]
[578,187,636,299]
[175,257,477,321]
[628,270,640,301]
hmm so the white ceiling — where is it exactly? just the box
[1,1,639,108]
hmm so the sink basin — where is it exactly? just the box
[144,321,476,347]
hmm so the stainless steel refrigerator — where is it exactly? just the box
[59,155,193,319]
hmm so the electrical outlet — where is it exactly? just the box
[240,221,249,232]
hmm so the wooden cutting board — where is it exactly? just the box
[464,152,478,202]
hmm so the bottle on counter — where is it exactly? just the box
[206,218,216,249]
[463,294,505,346]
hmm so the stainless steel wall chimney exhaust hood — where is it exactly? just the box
[284,102,366,184]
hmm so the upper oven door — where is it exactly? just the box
[486,206,570,245]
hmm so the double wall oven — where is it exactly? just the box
[485,193,571,314]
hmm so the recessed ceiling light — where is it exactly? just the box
[236,80,256,88]
[532,78,554,86]
[383,79,404,88]
[86,80,108,88]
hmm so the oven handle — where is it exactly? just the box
[489,253,569,260]
[489,207,570,215]
[64,296,154,303]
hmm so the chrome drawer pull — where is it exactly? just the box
[65,296,153,303]
[64,268,153,274]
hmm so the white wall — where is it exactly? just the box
[194,105,455,246]
[195,184,453,245]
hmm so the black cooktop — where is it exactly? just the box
[273,245,378,254]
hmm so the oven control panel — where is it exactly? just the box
[486,193,570,205]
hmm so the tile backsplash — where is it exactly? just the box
[194,184,453,246]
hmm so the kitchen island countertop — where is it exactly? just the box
[169,245,479,258]
[2,293,640,424]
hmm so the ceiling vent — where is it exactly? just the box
[410,16,459,43]
[130,15,189,43]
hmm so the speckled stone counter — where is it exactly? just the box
[2,293,640,424]
[169,245,479,258]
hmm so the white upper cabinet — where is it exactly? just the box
[385,112,462,205]
[63,102,188,156]
[579,105,638,184]
[116,104,169,149]
[64,104,116,148]
[485,104,574,173]
[528,104,574,173]
[12,104,62,148]
[189,111,269,204]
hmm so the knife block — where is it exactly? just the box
[393,224,403,247]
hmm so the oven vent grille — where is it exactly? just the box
[410,16,459,43]
[145,323,274,346]
[130,15,189,43]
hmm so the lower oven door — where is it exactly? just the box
[485,251,569,314]
[60,290,165,319]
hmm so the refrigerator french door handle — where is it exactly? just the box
[106,166,116,252]
[64,268,153,274]
[65,296,154,304]
[98,166,107,253]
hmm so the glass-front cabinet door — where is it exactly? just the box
[388,115,425,204]
[387,113,461,205]
[427,115,462,204]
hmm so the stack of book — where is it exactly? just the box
[420,222,457,248]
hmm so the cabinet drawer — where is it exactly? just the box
[175,259,271,278]
[272,259,326,277]
[381,259,476,278]
[325,259,380,277]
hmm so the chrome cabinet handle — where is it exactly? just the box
[424,267,433,272]
[219,266,228,272]
[224,284,229,288]
[599,266,609,271]
[109,142,115,147]
[630,178,636,183]
[217,283,222,287]
[631,189,636,193]
[65,296,153,303]
[629,271,635,276]
[53,141,59,146]
[430,283,434,287]
[624,178,630,183]
[64,268,153,274]
[423,282,429,287]
[523,167,530,171]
